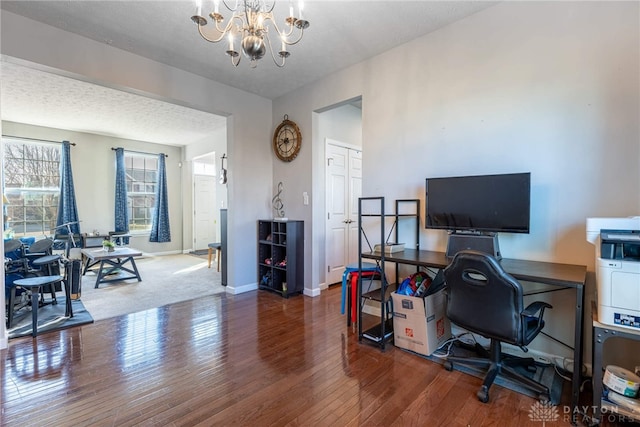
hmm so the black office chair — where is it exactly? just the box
[443,250,552,403]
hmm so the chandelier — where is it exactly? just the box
[191,0,309,68]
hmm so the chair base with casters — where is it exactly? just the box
[443,250,553,404]
[444,338,550,403]
[208,243,222,271]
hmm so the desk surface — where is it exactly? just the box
[81,247,142,261]
[361,249,587,287]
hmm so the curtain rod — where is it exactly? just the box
[2,135,76,145]
[111,147,168,157]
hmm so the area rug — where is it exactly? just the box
[78,253,225,321]
[8,299,93,339]
[190,249,209,256]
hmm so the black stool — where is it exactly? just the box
[13,275,63,337]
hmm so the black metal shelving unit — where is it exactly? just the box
[357,197,420,350]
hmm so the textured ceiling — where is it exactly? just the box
[1,0,499,145]
[1,62,227,146]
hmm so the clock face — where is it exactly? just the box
[273,119,302,162]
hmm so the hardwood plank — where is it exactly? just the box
[1,286,603,426]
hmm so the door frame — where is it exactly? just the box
[192,152,218,252]
[324,138,363,286]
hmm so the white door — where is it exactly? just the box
[194,175,217,250]
[326,142,362,285]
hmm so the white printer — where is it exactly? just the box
[587,217,640,330]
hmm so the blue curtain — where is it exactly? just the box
[56,141,80,235]
[114,148,130,244]
[149,154,170,242]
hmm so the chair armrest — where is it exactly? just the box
[522,301,552,317]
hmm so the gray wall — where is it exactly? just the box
[272,2,639,361]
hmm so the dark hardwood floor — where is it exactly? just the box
[0,286,621,426]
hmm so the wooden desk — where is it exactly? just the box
[81,247,142,288]
[362,249,587,424]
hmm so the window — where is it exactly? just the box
[126,152,157,231]
[193,158,216,176]
[2,138,61,236]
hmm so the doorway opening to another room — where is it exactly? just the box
[192,153,218,252]
[318,98,363,287]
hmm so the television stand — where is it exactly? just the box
[445,232,501,260]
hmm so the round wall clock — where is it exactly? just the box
[273,115,302,162]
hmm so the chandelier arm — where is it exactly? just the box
[269,18,305,45]
[264,34,286,68]
[222,0,240,12]
[263,0,276,14]
[214,14,245,35]
[268,19,295,39]
[282,28,305,46]
[198,19,236,43]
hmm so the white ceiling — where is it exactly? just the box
[1,61,228,146]
[1,1,499,145]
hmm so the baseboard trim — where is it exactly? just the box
[227,282,258,294]
[305,287,321,297]
[144,250,183,257]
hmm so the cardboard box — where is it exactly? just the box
[392,288,451,356]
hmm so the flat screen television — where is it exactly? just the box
[425,172,531,234]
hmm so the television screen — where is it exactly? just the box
[425,172,531,234]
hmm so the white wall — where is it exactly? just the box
[317,104,363,149]
[273,2,639,361]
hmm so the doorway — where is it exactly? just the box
[317,100,363,288]
[325,141,363,285]
[193,153,217,251]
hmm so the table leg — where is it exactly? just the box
[64,273,73,318]
[129,258,142,281]
[31,286,40,337]
[571,285,585,425]
[95,260,106,288]
[592,325,605,424]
